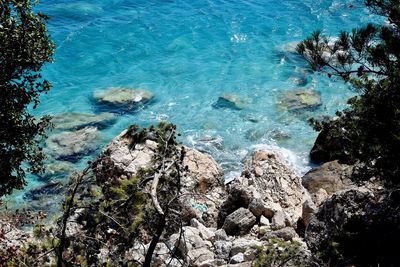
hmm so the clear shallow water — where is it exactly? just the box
[3,0,375,210]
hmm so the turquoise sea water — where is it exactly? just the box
[3,0,376,210]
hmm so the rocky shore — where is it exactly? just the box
[89,128,315,266]
[2,124,397,266]
[90,126,398,266]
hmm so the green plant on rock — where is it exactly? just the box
[4,226,58,266]
[54,123,186,266]
[252,238,306,267]
[297,0,400,187]
[316,240,344,265]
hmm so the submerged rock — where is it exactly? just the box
[37,161,76,181]
[288,76,308,86]
[25,181,64,201]
[279,41,300,54]
[52,112,116,130]
[279,40,346,66]
[278,89,321,112]
[243,114,262,123]
[269,129,291,143]
[245,129,264,141]
[45,127,101,162]
[93,87,154,111]
[213,95,247,110]
[166,37,191,52]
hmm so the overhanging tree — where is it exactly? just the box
[0,0,54,197]
[297,0,400,186]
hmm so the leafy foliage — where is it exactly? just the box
[0,0,55,197]
[0,123,187,266]
[54,123,186,266]
[309,189,400,267]
[297,0,400,186]
[0,210,56,266]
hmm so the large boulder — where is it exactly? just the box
[169,226,208,254]
[188,247,215,266]
[261,227,298,241]
[183,149,224,193]
[302,160,354,205]
[306,188,400,266]
[92,129,225,227]
[278,89,321,112]
[218,150,307,229]
[309,123,354,164]
[222,208,256,236]
[190,219,215,241]
[45,127,101,162]
[93,87,154,111]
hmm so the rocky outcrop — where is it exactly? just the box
[218,150,307,230]
[159,218,312,266]
[92,129,225,227]
[89,130,315,266]
[278,89,321,112]
[302,160,354,205]
[305,188,400,266]
[6,115,397,267]
[93,87,154,111]
[309,123,353,164]
[183,148,224,193]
